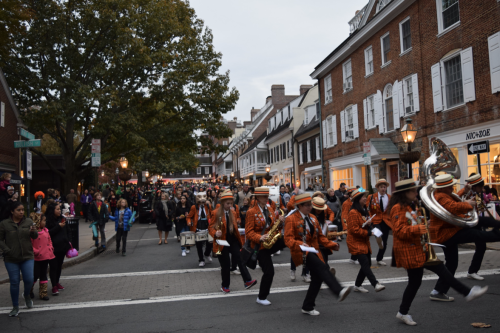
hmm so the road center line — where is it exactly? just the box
[3,268,499,314]
[60,250,479,280]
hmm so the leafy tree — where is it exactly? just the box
[0,0,32,63]
[3,0,237,193]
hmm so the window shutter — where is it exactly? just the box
[310,139,315,161]
[0,102,4,127]
[431,63,443,112]
[412,73,420,112]
[333,115,338,146]
[363,98,368,130]
[322,120,327,148]
[340,110,346,142]
[299,144,303,164]
[290,139,293,157]
[352,104,359,138]
[375,90,384,134]
[398,80,404,116]
[460,47,476,103]
[392,80,400,129]
[489,32,500,94]
[303,142,307,164]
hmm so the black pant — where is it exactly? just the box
[257,249,274,300]
[116,228,128,253]
[354,253,378,287]
[196,240,213,262]
[320,248,330,269]
[290,257,310,275]
[375,221,391,262]
[49,251,65,288]
[302,253,343,311]
[400,263,470,315]
[111,206,116,216]
[82,203,89,221]
[34,260,49,282]
[435,227,500,293]
[217,241,252,288]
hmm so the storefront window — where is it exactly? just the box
[467,143,500,195]
[412,161,420,182]
[332,168,353,190]
[361,167,367,190]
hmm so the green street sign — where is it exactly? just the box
[19,128,35,140]
[14,139,41,148]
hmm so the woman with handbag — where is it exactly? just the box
[209,191,256,293]
[155,192,171,245]
[45,202,71,296]
[0,201,38,317]
[347,189,385,294]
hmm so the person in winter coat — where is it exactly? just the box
[155,192,172,245]
[45,202,71,296]
[108,198,134,256]
[29,213,54,301]
[80,189,92,222]
[88,192,109,249]
[0,201,38,317]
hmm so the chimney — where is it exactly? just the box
[251,108,259,120]
[271,85,285,104]
[300,84,313,96]
[355,10,360,15]
[233,117,237,121]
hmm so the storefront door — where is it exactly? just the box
[389,165,398,193]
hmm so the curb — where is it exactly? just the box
[0,232,117,285]
[458,243,500,251]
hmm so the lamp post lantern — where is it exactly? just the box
[399,118,420,179]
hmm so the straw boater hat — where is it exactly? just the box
[220,190,234,201]
[375,179,390,188]
[313,191,324,198]
[432,174,458,189]
[312,197,327,210]
[347,186,357,193]
[294,193,312,206]
[393,179,421,193]
[351,189,368,200]
[466,174,484,186]
[254,187,270,196]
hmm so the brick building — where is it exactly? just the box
[0,68,24,187]
[311,0,500,194]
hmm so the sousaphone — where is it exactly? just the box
[419,138,478,228]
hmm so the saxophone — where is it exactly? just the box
[262,209,284,249]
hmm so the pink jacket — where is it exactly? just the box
[31,228,56,261]
[0,179,10,192]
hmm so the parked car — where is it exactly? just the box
[139,190,154,224]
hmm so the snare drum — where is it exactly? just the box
[238,228,246,243]
[327,224,338,232]
[180,231,196,246]
[195,231,208,242]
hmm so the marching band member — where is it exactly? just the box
[186,192,213,267]
[428,174,500,301]
[347,189,385,293]
[209,191,257,293]
[388,179,488,326]
[215,201,241,274]
[341,187,357,264]
[459,174,500,230]
[366,179,391,266]
[312,192,335,222]
[311,197,333,267]
[284,193,352,315]
[245,187,284,306]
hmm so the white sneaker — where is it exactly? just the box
[256,298,271,306]
[349,259,359,265]
[301,309,320,316]
[275,250,281,255]
[396,312,417,326]
[230,270,241,275]
[467,273,485,281]
[338,286,353,302]
[375,283,386,292]
[181,250,186,257]
[303,274,311,283]
[466,285,488,302]
[290,270,296,281]
[199,261,205,267]
[185,249,190,254]
[377,261,387,266]
[205,255,213,263]
[353,286,369,293]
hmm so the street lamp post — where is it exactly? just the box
[264,165,272,182]
[400,118,420,179]
[115,168,119,188]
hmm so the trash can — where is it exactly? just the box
[65,217,80,251]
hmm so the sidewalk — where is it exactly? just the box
[0,218,117,283]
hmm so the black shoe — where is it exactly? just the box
[30,291,35,299]
[116,247,120,253]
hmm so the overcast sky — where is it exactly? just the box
[189,0,368,122]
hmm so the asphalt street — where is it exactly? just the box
[1,223,499,332]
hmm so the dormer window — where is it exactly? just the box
[348,6,366,33]
[377,0,391,12]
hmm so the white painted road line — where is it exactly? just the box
[3,268,499,314]
[60,250,481,280]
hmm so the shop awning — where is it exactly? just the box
[0,171,24,185]
[370,138,400,161]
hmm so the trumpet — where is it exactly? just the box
[417,202,441,266]
[215,217,223,255]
